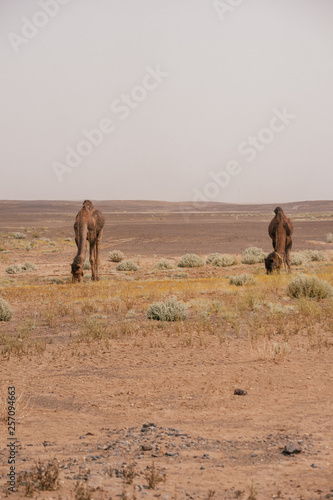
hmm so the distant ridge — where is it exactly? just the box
[1,199,333,214]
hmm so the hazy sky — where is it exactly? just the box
[1,0,333,204]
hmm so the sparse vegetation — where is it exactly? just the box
[241,247,266,265]
[154,259,174,270]
[144,462,165,489]
[109,249,125,262]
[229,273,256,286]
[6,264,21,274]
[83,258,91,270]
[178,254,204,268]
[147,298,187,321]
[290,253,308,266]
[326,233,333,243]
[302,249,327,262]
[18,459,59,496]
[6,262,37,273]
[0,297,13,321]
[21,261,38,271]
[74,481,93,500]
[116,260,138,271]
[287,274,333,299]
[10,232,26,239]
[206,253,236,267]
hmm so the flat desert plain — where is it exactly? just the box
[0,200,333,500]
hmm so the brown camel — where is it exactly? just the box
[265,206,293,274]
[71,200,105,283]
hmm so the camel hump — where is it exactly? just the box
[82,200,94,211]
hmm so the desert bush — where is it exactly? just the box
[6,264,22,274]
[154,259,173,270]
[0,298,13,321]
[74,481,93,500]
[10,232,26,239]
[31,231,40,239]
[83,258,91,270]
[287,274,332,299]
[64,237,72,242]
[25,243,31,251]
[147,298,187,321]
[116,260,138,271]
[18,459,59,496]
[206,253,236,267]
[109,250,125,262]
[302,250,327,262]
[290,253,308,266]
[177,254,204,268]
[229,273,256,286]
[21,261,38,271]
[326,233,333,243]
[241,247,266,264]
[144,462,165,489]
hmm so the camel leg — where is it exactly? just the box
[95,230,103,281]
[89,240,96,281]
[285,239,292,273]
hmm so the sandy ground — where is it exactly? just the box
[0,201,333,499]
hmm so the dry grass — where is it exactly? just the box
[0,255,333,361]
[18,459,60,496]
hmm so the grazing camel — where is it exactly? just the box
[71,200,105,283]
[265,206,293,274]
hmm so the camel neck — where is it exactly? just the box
[76,222,88,257]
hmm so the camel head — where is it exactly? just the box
[82,200,94,211]
[71,258,83,283]
[274,206,283,215]
[265,251,283,274]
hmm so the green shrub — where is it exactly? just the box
[21,261,38,271]
[116,260,138,271]
[229,273,256,286]
[10,232,26,239]
[241,247,266,264]
[177,254,204,268]
[302,250,327,262]
[206,253,236,267]
[83,258,91,270]
[287,275,332,299]
[290,253,308,266]
[154,259,173,270]
[109,250,125,262]
[0,298,13,321]
[326,233,333,243]
[147,298,187,321]
[6,264,22,274]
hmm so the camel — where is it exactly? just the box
[265,206,293,274]
[71,200,105,283]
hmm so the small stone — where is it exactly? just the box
[142,444,153,451]
[282,442,302,455]
[234,389,247,396]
